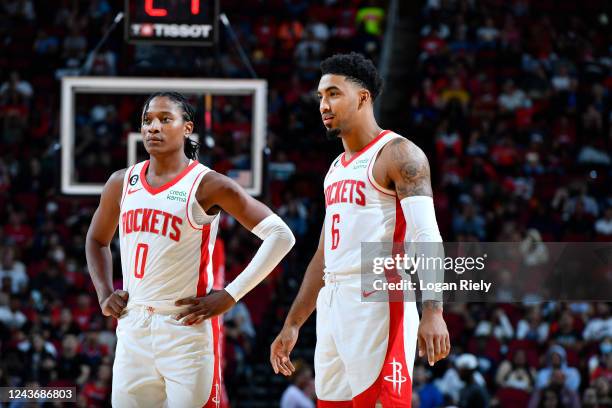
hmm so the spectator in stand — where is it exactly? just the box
[355,0,385,38]
[453,200,486,240]
[588,339,612,383]
[496,349,537,392]
[419,27,446,61]
[476,17,499,49]
[278,193,309,238]
[413,362,444,408]
[519,229,549,267]
[294,30,325,80]
[550,311,582,350]
[436,353,487,404]
[280,359,315,408]
[595,207,612,236]
[475,308,515,342]
[32,259,67,300]
[583,386,599,408]
[224,301,256,384]
[304,17,330,43]
[0,294,27,330]
[18,332,57,385]
[71,293,95,332]
[498,80,531,113]
[56,334,90,386]
[529,369,581,408]
[516,306,549,344]
[62,26,87,62]
[81,363,112,407]
[0,246,28,294]
[3,211,33,249]
[592,376,612,406]
[536,344,581,392]
[583,303,612,342]
[0,72,33,101]
[441,77,470,111]
[51,308,81,342]
[551,65,573,92]
[456,353,489,408]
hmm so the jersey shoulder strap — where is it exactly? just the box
[366,132,405,196]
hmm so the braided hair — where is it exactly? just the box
[141,91,200,160]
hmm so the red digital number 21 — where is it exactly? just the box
[145,0,200,16]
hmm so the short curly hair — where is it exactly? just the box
[320,52,383,100]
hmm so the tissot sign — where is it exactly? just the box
[125,0,218,46]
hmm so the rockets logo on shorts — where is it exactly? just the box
[384,358,407,395]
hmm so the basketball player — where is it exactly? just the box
[270,53,450,407]
[86,92,295,407]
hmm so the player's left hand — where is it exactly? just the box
[174,289,236,325]
[418,306,451,366]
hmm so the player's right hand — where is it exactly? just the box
[100,290,129,319]
[270,324,299,376]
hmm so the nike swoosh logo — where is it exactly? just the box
[127,188,143,195]
[362,290,377,298]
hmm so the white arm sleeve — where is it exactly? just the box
[224,214,296,301]
[400,196,444,303]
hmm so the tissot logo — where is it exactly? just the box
[131,23,213,39]
[129,175,139,186]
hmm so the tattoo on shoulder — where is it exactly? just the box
[387,138,433,198]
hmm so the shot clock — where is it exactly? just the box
[125,0,219,46]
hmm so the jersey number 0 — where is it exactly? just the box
[134,243,149,279]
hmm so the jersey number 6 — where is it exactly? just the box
[331,214,340,250]
[134,243,149,279]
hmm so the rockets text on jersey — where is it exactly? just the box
[118,160,219,310]
[323,130,406,276]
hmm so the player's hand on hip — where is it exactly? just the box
[100,290,129,319]
[174,289,236,325]
[270,324,298,376]
[417,308,451,366]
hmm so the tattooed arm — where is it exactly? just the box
[384,137,433,199]
[379,137,450,365]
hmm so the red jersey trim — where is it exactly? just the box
[186,169,208,231]
[203,316,223,407]
[352,199,412,406]
[340,130,391,167]
[140,160,199,195]
[197,224,212,297]
[366,154,396,197]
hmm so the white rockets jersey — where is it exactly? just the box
[118,160,219,309]
[323,130,405,276]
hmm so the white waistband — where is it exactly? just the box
[125,301,185,315]
[323,272,361,285]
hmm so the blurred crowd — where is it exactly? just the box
[410,0,611,244]
[402,1,611,407]
[0,0,611,407]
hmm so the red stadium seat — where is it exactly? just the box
[496,387,531,408]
